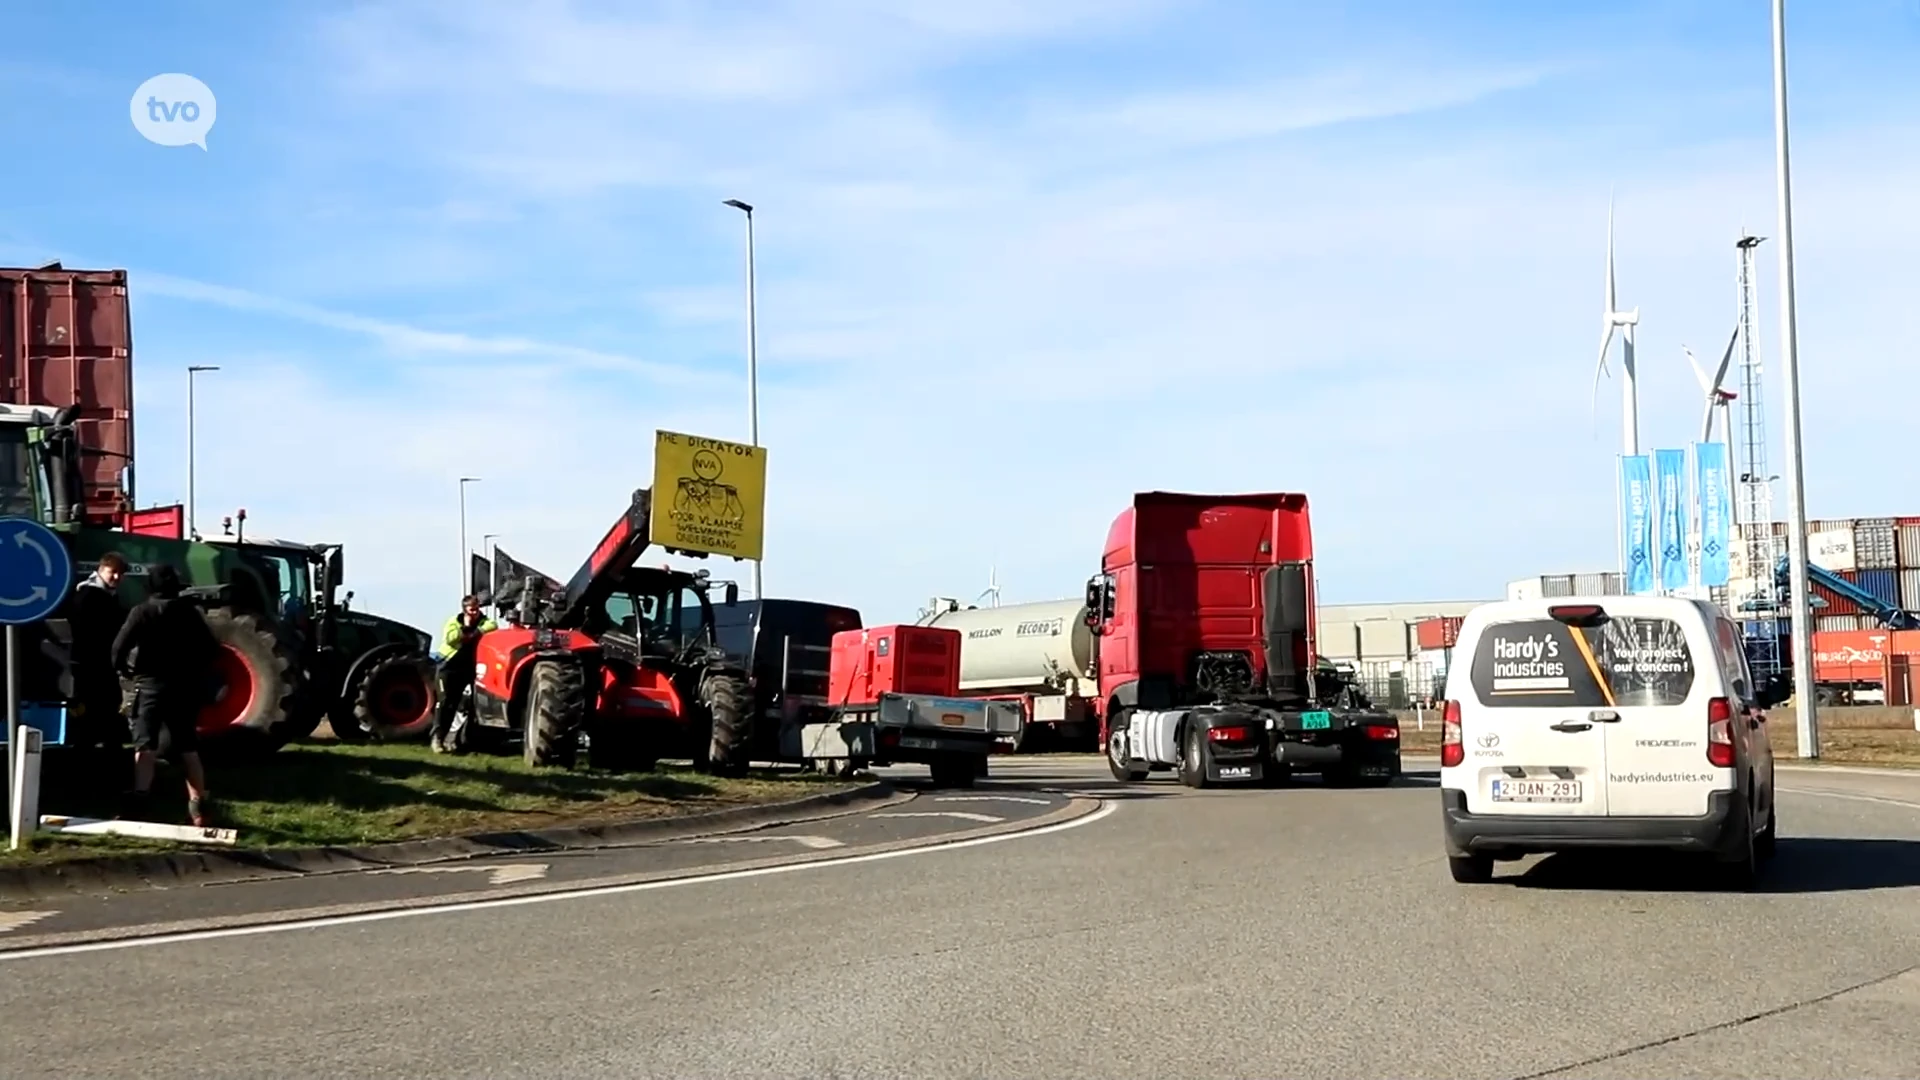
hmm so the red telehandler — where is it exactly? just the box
[462,488,756,775]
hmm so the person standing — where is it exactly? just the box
[431,594,496,754]
[66,552,131,753]
[111,563,218,827]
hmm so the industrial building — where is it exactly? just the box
[1315,599,1488,707]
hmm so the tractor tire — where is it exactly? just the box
[700,670,752,777]
[351,653,439,742]
[198,608,302,746]
[523,659,584,769]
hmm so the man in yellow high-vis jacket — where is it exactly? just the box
[431,594,496,753]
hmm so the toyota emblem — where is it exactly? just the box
[1477,732,1500,749]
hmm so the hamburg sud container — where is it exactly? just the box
[0,266,134,525]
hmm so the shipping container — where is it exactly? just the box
[1811,569,1860,617]
[0,266,134,526]
[1901,523,1920,569]
[1414,615,1462,651]
[1808,526,1857,572]
[1816,615,1864,634]
[1855,518,1898,569]
[1902,569,1920,612]
[1812,627,1888,682]
[1858,567,1900,608]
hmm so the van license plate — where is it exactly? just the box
[1491,779,1582,803]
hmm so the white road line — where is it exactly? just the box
[870,811,1004,823]
[1779,787,1920,812]
[368,863,551,887]
[932,796,1053,805]
[0,911,57,935]
[0,801,1117,962]
[680,834,846,850]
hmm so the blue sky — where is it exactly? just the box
[3,0,1918,636]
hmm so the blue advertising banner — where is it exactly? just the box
[1620,454,1655,595]
[1694,441,1732,587]
[1655,449,1689,592]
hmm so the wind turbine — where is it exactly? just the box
[977,566,1002,608]
[1683,327,1741,445]
[1591,200,1642,455]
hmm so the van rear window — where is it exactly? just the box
[1467,616,1696,708]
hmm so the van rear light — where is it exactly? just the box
[1706,696,1735,768]
[1548,604,1610,627]
[1440,700,1463,768]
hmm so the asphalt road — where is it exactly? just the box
[3,755,1919,1079]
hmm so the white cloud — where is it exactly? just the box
[99,1,1920,638]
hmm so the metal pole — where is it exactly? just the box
[6,625,17,847]
[458,477,479,598]
[1771,0,1818,759]
[185,365,219,539]
[724,198,764,601]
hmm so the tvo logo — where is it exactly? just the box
[130,73,217,149]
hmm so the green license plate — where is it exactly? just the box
[1301,711,1332,730]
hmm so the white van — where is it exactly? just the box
[1437,596,1782,888]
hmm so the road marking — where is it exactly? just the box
[870,811,1004,823]
[932,795,1052,805]
[368,863,550,887]
[0,802,1116,962]
[0,911,57,934]
[1780,787,1920,812]
[680,834,845,850]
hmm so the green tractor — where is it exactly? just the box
[3,402,435,753]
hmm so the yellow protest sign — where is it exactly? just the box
[650,429,767,561]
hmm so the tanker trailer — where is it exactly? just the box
[917,597,1099,752]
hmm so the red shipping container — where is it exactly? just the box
[1811,629,1893,683]
[829,624,960,706]
[1,266,135,526]
[1812,569,1861,617]
[1414,616,1462,651]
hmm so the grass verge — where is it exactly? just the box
[1,742,859,869]
[1389,705,1920,767]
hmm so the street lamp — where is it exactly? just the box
[1771,0,1818,759]
[723,197,764,601]
[186,365,220,539]
[482,533,500,604]
[458,477,481,597]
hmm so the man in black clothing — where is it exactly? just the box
[66,551,130,751]
[111,563,217,827]
[430,594,496,754]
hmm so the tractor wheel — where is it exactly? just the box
[198,608,301,745]
[523,659,584,769]
[700,671,752,777]
[351,654,439,742]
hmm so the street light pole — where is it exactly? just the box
[186,365,220,539]
[482,533,500,604]
[1771,0,1818,759]
[458,477,481,598]
[723,198,764,601]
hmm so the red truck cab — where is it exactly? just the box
[1086,491,1397,787]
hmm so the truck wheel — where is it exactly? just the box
[1105,711,1148,782]
[352,654,439,742]
[198,608,302,743]
[523,660,584,769]
[929,753,978,789]
[700,671,752,777]
[1449,854,1494,884]
[1177,723,1211,789]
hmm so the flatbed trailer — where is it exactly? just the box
[787,691,1022,788]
